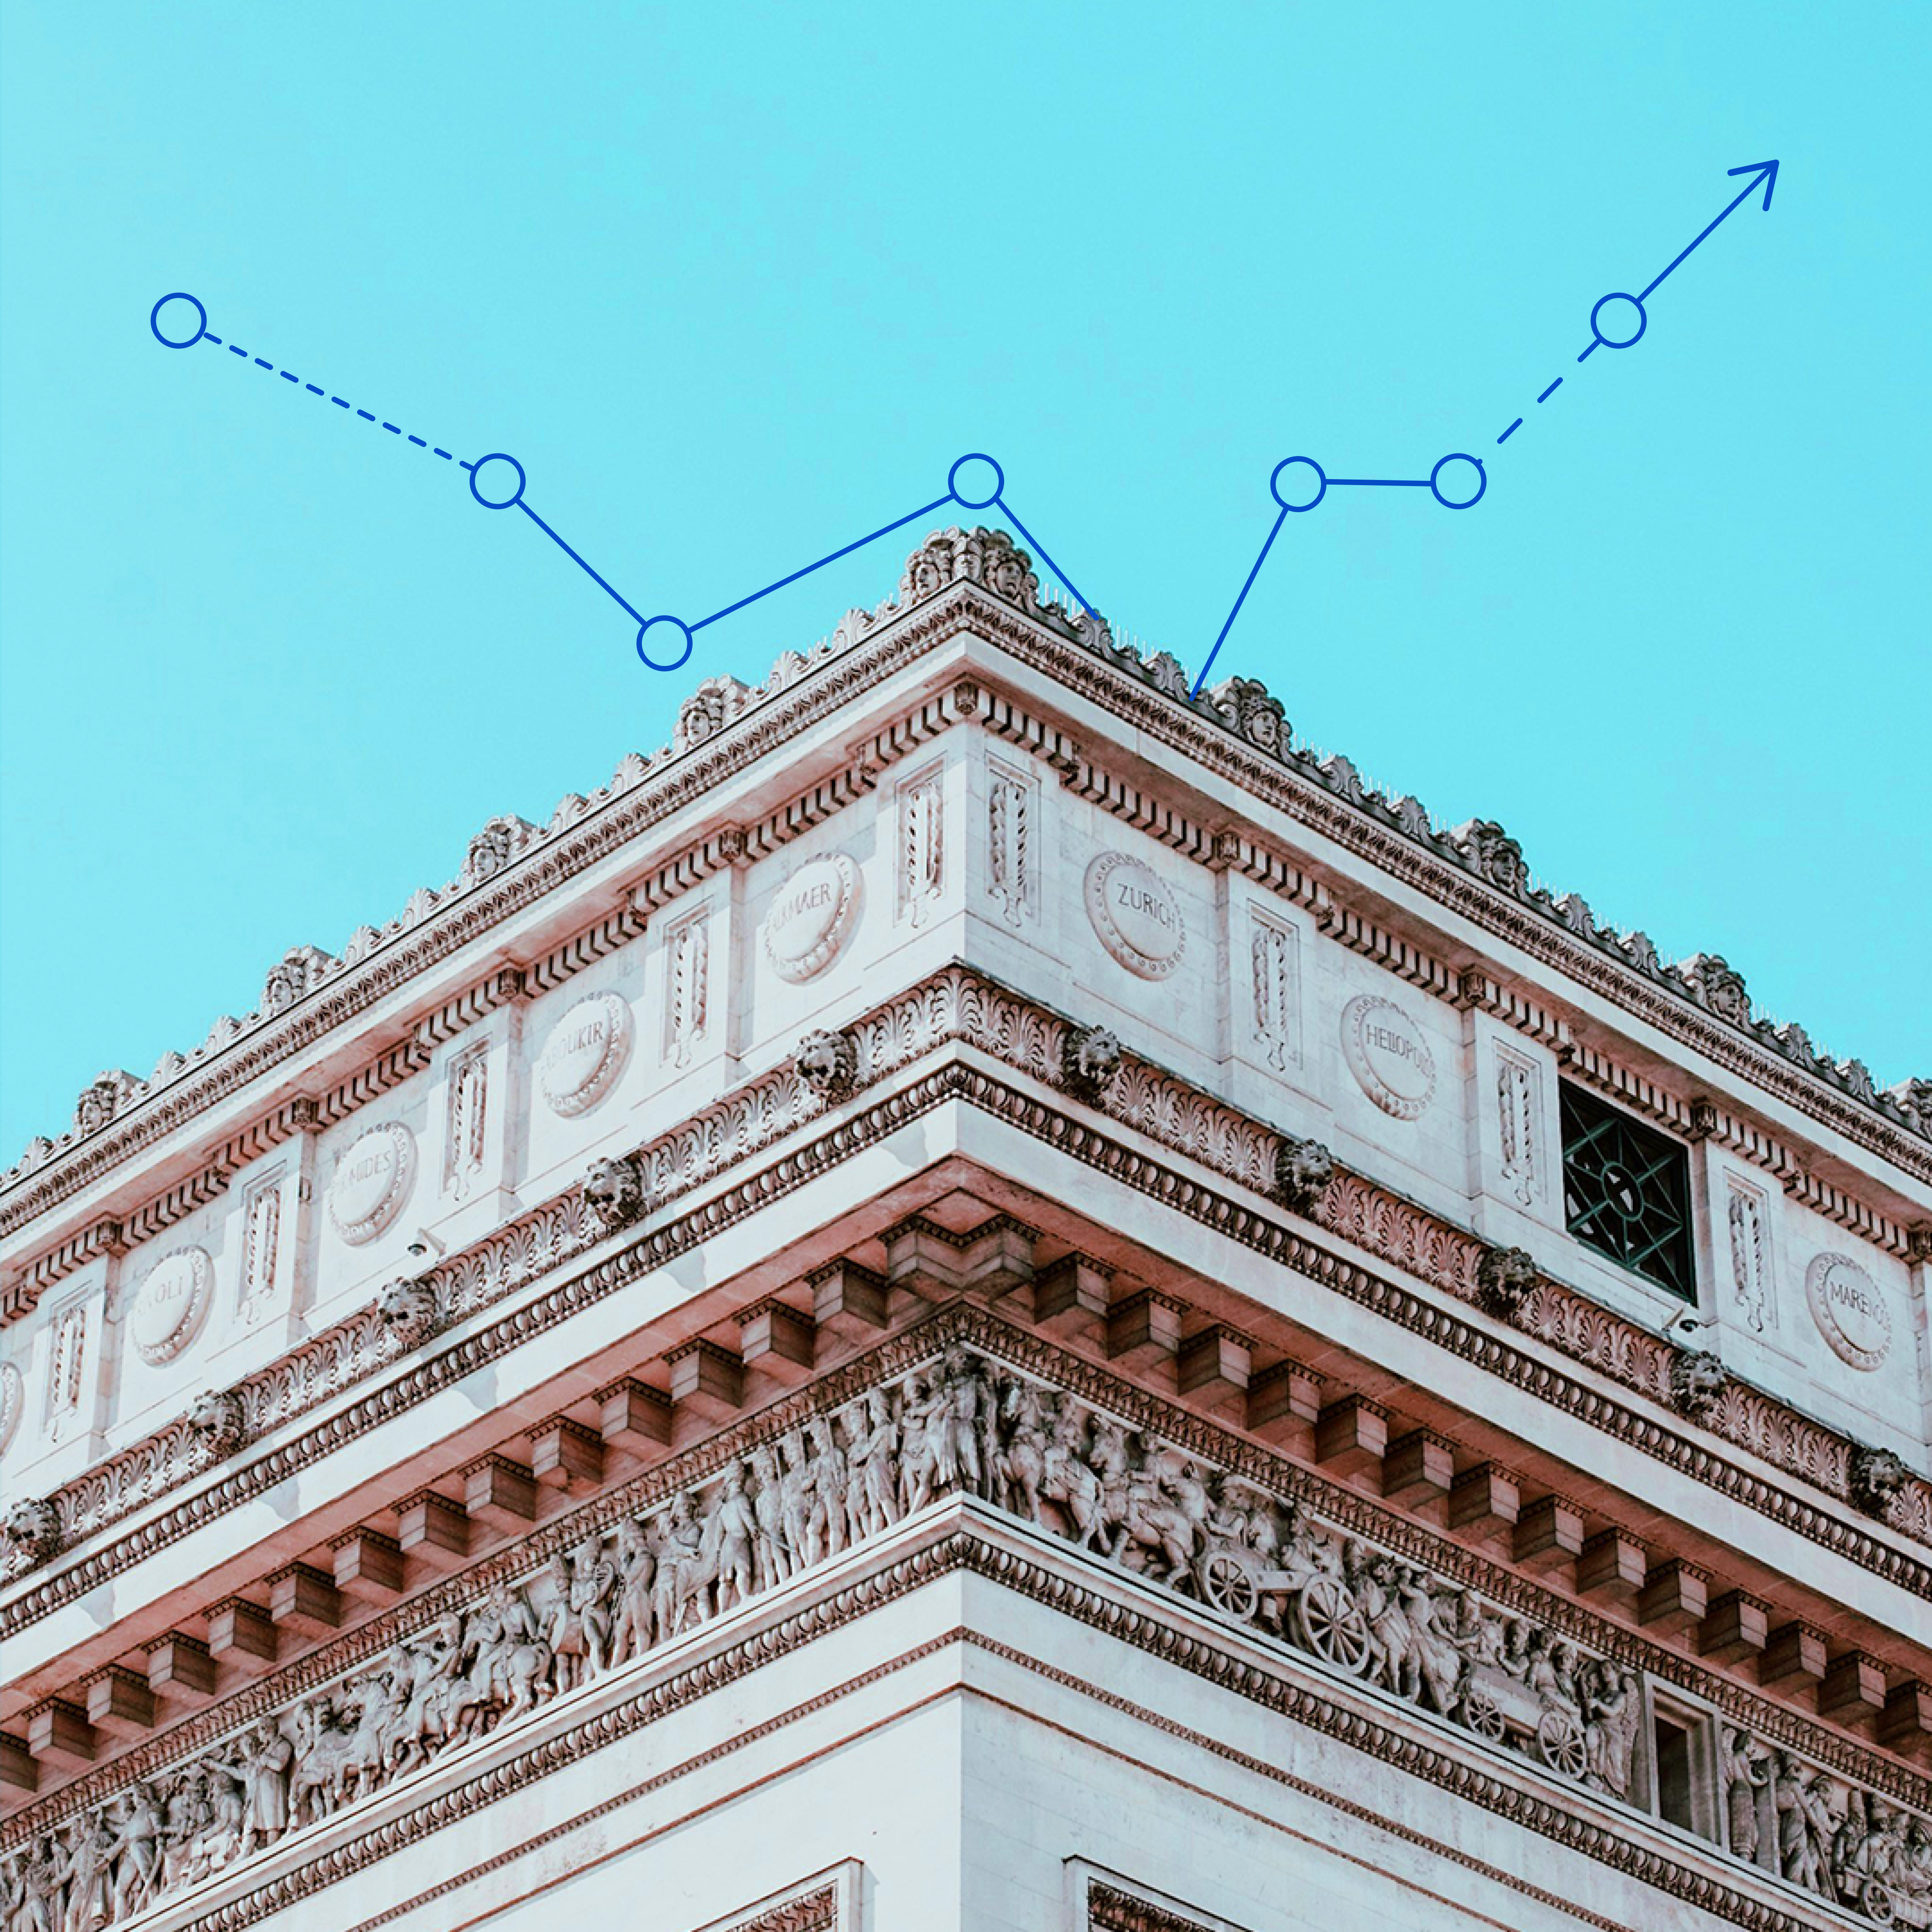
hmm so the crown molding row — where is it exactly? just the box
[2,1314,1920,1932]
[3,971,1926,1713]
[4,556,1924,1246]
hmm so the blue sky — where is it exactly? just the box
[1,2,1926,1159]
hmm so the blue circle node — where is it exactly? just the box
[1429,453,1487,510]
[1270,456,1327,513]
[469,453,526,510]
[948,453,1005,510]
[637,615,695,674]
[150,292,207,349]
[1588,292,1647,351]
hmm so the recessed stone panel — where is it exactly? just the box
[1341,993,1437,1120]
[537,991,633,1118]
[1084,851,1186,980]
[1805,1251,1892,1370]
[764,851,861,982]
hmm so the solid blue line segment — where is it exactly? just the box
[1639,161,1778,302]
[1327,477,1428,488]
[515,499,647,626]
[688,495,952,632]
[1537,379,1563,403]
[994,497,1096,617]
[1497,419,1523,444]
[1191,502,1289,699]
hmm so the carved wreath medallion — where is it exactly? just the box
[764,851,861,983]
[130,1245,214,1366]
[1341,993,1437,1120]
[1805,1252,1893,1371]
[537,990,634,1118]
[1084,851,1186,981]
[325,1122,417,1246]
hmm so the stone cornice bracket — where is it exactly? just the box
[629,822,754,914]
[1475,1245,1541,1322]
[122,1160,233,1251]
[413,965,529,1054]
[316,1037,434,1130]
[3,1215,125,1323]
[1318,900,1456,1002]
[526,902,648,997]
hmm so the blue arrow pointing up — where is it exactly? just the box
[1640,160,1780,301]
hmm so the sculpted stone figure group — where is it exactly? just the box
[3,1343,1922,1929]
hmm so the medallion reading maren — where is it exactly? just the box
[764,851,861,983]
[131,1246,213,1366]
[1341,994,1437,1119]
[537,991,633,1117]
[326,1122,417,1245]
[1085,852,1187,980]
[1805,1252,1893,1371]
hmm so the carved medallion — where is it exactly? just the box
[1084,852,1186,980]
[0,1360,21,1455]
[326,1123,416,1246]
[765,852,862,983]
[1341,994,1437,1120]
[130,1246,214,1366]
[1805,1252,1892,1370]
[537,991,634,1118]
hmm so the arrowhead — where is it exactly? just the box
[1726,159,1779,211]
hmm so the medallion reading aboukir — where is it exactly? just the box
[1085,852,1186,980]
[1805,1252,1893,1371]
[537,991,633,1117]
[130,1246,214,1366]
[1341,994,1437,1119]
[326,1122,417,1245]
[763,851,861,982]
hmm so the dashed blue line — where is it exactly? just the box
[1537,377,1563,403]
[189,321,459,463]
[1497,418,1522,444]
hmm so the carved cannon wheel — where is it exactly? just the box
[1298,1574,1371,1675]
[1862,1881,1896,1928]
[1462,1678,1505,1741]
[1198,1549,1260,1621]
[1535,1707,1588,1780]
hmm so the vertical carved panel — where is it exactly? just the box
[46,1298,88,1437]
[1495,1045,1541,1208]
[898,767,945,929]
[445,1045,489,1200]
[1727,1182,1774,1334]
[665,911,710,1069]
[986,760,1033,928]
[238,1173,283,1323]
[1249,914,1300,1070]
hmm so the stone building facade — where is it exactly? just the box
[2,527,1929,1932]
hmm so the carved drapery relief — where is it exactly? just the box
[1249,915,1300,1072]
[9,1334,1919,1932]
[237,1176,282,1326]
[898,767,945,929]
[444,1045,489,1202]
[986,759,1033,928]
[1495,1046,1540,1208]
[1726,1182,1772,1336]
[665,911,710,1070]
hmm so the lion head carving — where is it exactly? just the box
[584,1154,646,1231]
[1274,1135,1335,1213]
[1475,1245,1540,1320]
[795,1029,858,1103]
[1061,1025,1124,1104]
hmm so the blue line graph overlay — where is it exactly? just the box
[148,159,1779,689]
[1190,158,1781,696]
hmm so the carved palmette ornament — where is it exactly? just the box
[325,1123,417,1246]
[538,991,634,1117]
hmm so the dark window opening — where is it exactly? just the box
[1559,1082,1695,1301]
[1654,1715,1695,1832]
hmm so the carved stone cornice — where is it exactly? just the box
[7,1314,1924,1932]
[6,552,1921,1247]
[5,971,1927,1646]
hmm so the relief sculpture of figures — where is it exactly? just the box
[4,1339,1923,1931]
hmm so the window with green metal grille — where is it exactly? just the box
[1558,1082,1695,1300]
